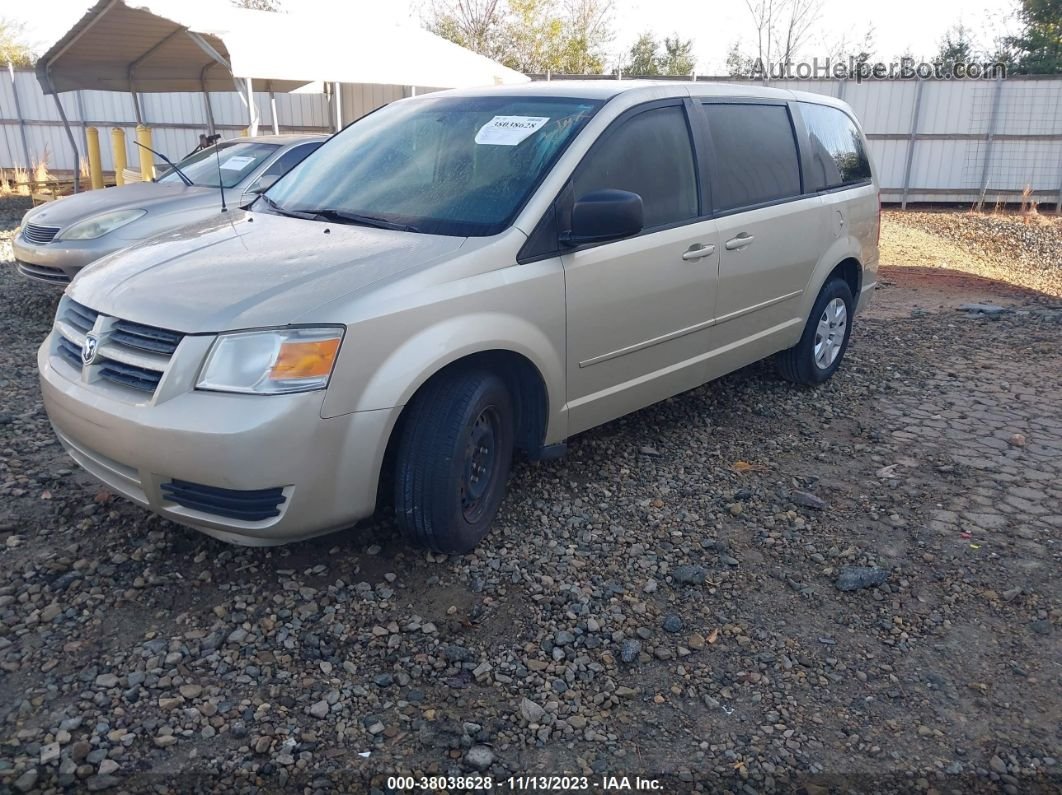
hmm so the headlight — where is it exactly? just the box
[197,327,344,395]
[58,209,146,240]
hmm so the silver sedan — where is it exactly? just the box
[13,134,324,285]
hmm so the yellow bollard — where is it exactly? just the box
[85,127,104,190]
[135,124,155,181]
[111,128,127,186]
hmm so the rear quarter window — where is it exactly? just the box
[799,102,872,190]
[700,103,802,212]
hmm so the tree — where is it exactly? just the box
[232,0,283,9]
[935,22,978,76]
[725,41,756,77]
[662,35,696,75]
[425,0,613,74]
[621,32,696,76]
[1005,0,1062,73]
[741,0,822,82]
[624,32,662,75]
[775,0,821,66]
[426,0,507,61]
[825,24,876,70]
[0,17,34,66]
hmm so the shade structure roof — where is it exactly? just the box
[36,0,529,95]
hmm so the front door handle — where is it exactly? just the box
[681,243,716,261]
[725,233,755,251]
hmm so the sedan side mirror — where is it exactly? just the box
[562,189,643,247]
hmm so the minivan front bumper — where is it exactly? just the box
[38,335,395,545]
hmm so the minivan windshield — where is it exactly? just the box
[264,96,601,236]
[157,142,279,188]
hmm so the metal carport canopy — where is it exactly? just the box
[35,0,529,95]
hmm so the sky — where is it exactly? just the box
[9,0,1021,74]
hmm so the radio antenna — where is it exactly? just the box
[213,141,228,212]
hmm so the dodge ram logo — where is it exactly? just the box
[81,334,100,366]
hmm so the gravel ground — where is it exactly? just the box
[1,198,1060,794]
[881,209,1062,298]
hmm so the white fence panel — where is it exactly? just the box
[3,68,1061,207]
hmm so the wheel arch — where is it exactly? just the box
[375,348,554,512]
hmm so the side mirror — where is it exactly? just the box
[562,189,643,247]
[249,174,279,194]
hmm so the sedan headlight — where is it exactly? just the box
[58,209,146,240]
[197,327,344,395]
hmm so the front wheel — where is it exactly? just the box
[777,277,854,385]
[394,370,514,553]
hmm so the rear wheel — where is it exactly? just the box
[394,370,514,553]
[777,277,854,385]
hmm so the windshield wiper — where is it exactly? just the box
[133,140,193,187]
[257,194,317,220]
[292,208,419,233]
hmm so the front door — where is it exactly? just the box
[562,102,720,434]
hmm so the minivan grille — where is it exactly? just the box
[64,300,100,334]
[97,360,164,393]
[53,299,185,398]
[161,481,287,522]
[111,319,184,356]
[22,223,61,245]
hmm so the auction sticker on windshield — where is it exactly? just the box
[220,155,256,171]
[475,116,550,146]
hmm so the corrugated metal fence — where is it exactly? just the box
[1,69,333,174]
[4,67,1061,207]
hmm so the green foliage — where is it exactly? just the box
[621,31,696,76]
[425,0,613,74]
[935,23,977,76]
[1006,0,1062,73]
[0,17,34,66]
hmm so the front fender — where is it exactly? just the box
[320,258,568,442]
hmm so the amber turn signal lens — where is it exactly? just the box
[269,338,341,380]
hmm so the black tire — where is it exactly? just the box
[394,370,514,553]
[777,277,854,385]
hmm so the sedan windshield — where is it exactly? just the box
[158,142,279,188]
[265,96,601,236]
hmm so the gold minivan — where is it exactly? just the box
[38,82,879,552]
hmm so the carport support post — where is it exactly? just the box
[333,81,342,132]
[245,77,259,136]
[7,62,33,173]
[51,93,80,194]
[900,78,924,210]
[976,77,1004,212]
[269,88,279,135]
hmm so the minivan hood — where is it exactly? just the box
[26,182,221,228]
[69,210,466,332]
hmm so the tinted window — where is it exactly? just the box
[702,103,801,211]
[266,97,599,237]
[573,106,697,229]
[799,102,871,190]
[261,142,323,180]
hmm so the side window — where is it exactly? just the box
[799,102,872,190]
[572,106,697,230]
[702,103,802,212]
[260,142,323,180]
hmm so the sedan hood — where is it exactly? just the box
[26,182,222,228]
[69,211,466,332]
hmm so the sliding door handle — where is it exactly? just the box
[725,233,755,251]
[681,243,716,261]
